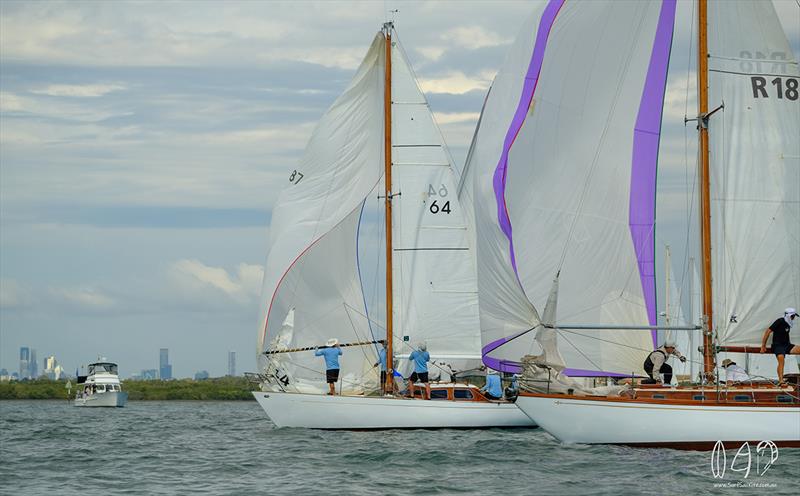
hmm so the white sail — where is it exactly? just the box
[706,0,800,347]
[257,29,482,392]
[466,0,677,376]
[257,35,386,393]
[389,36,481,378]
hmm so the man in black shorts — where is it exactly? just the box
[760,308,799,385]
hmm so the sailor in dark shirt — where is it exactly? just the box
[760,308,799,385]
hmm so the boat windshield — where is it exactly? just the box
[88,363,118,375]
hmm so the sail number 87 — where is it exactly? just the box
[288,170,304,185]
[428,183,451,214]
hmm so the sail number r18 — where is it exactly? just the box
[751,77,799,100]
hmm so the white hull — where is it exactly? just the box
[254,391,535,429]
[74,391,128,407]
[516,395,800,448]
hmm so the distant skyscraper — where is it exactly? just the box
[227,351,236,377]
[159,348,172,380]
[19,347,30,379]
[29,348,38,378]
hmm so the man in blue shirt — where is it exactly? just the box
[373,343,388,394]
[315,338,342,395]
[480,370,502,400]
[408,342,431,400]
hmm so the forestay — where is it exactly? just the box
[466,0,677,376]
[706,0,800,348]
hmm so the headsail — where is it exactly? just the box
[257,35,386,393]
[706,0,800,348]
[466,0,677,376]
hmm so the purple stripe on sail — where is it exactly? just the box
[481,332,527,373]
[629,0,677,348]
[492,0,564,277]
[482,330,634,377]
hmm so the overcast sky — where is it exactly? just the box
[1,1,798,378]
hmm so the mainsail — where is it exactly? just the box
[388,38,481,377]
[706,0,800,348]
[465,0,676,377]
[257,28,480,392]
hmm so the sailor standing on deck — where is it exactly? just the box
[373,342,388,394]
[643,340,686,385]
[760,308,799,386]
[408,342,431,400]
[315,338,342,395]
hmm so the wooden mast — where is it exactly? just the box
[383,23,394,393]
[697,0,715,378]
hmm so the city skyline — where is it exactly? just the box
[3,345,238,380]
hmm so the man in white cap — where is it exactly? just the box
[480,369,503,400]
[760,308,799,385]
[407,342,430,400]
[721,358,750,384]
[315,338,342,395]
[642,340,686,385]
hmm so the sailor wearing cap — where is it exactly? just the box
[760,308,799,385]
[408,342,431,400]
[480,369,503,400]
[642,340,686,385]
[721,358,750,384]
[315,338,342,395]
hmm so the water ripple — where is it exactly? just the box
[1,400,798,495]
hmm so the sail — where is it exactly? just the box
[466,0,677,376]
[257,35,385,393]
[389,33,481,378]
[707,0,800,347]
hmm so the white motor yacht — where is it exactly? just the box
[74,361,128,407]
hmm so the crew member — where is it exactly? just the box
[760,308,799,385]
[643,340,686,384]
[315,338,342,395]
[721,358,750,384]
[480,370,503,400]
[408,342,430,400]
[373,342,388,394]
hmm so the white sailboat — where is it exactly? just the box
[252,23,533,429]
[462,0,799,448]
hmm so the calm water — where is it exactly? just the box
[1,400,798,495]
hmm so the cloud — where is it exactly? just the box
[0,279,31,308]
[440,26,511,50]
[418,71,493,95]
[168,259,263,304]
[31,83,128,98]
[49,286,116,309]
[433,112,480,125]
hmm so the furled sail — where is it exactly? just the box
[706,0,800,348]
[389,35,481,378]
[466,0,677,376]
[257,35,386,393]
